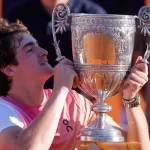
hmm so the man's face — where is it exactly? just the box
[13,32,54,82]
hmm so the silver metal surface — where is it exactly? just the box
[138,6,150,64]
[52,3,70,61]
[52,3,150,143]
[141,43,150,64]
[72,11,135,142]
[138,6,150,36]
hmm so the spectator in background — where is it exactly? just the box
[5,0,106,89]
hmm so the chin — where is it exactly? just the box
[45,67,54,74]
[40,63,54,76]
[42,69,54,81]
[46,66,54,74]
[43,63,54,70]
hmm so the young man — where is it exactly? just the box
[0,19,149,150]
[4,0,106,89]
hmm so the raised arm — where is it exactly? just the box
[0,58,79,150]
[123,56,150,150]
[87,56,150,150]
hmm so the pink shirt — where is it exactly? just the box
[0,89,94,150]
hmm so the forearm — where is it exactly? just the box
[16,87,69,150]
[126,106,150,150]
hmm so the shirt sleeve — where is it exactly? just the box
[0,101,24,132]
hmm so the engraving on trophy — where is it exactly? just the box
[71,16,136,64]
[72,16,135,27]
[74,64,127,100]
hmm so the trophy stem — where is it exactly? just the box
[95,112,108,129]
[80,101,124,142]
[92,101,112,129]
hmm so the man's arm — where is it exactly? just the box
[0,87,69,150]
[126,106,150,150]
[0,58,79,150]
[123,56,150,150]
[86,56,150,150]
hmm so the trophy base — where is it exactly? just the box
[80,128,124,142]
[80,121,124,142]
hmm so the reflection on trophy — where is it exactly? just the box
[52,4,150,143]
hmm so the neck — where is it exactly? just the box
[8,80,46,106]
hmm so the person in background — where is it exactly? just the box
[0,19,149,150]
[4,0,106,89]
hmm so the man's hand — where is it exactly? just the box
[123,56,148,99]
[53,58,80,90]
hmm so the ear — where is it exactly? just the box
[1,65,16,76]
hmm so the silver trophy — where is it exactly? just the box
[52,4,150,142]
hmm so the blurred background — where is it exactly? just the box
[0,0,150,133]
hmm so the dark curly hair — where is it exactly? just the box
[0,19,30,96]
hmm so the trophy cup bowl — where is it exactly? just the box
[52,4,150,142]
[71,13,135,142]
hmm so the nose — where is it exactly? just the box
[38,47,48,57]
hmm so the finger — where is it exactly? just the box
[135,56,143,65]
[132,68,148,82]
[134,63,148,75]
[128,72,147,87]
[131,56,142,70]
[59,58,73,66]
[132,56,148,74]
[125,77,142,91]
[54,63,74,71]
[133,56,143,68]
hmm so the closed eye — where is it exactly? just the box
[27,48,33,53]
[23,40,38,51]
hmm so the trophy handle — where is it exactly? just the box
[52,3,93,96]
[138,6,150,64]
[52,3,70,61]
